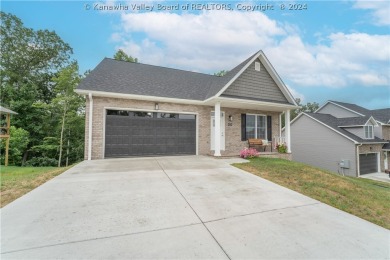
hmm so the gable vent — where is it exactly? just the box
[255,62,261,71]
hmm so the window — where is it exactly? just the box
[245,114,266,139]
[157,113,178,119]
[133,112,153,118]
[364,125,373,139]
[179,114,196,120]
[107,110,129,116]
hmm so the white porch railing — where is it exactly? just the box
[273,136,286,148]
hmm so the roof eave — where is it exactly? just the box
[75,89,205,105]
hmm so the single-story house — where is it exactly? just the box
[288,100,390,177]
[76,50,297,159]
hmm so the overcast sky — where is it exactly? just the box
[3,0,390,109]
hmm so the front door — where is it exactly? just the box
[210,112,225,150]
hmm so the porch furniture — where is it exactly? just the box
[248,139,272,152]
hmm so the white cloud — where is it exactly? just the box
[353,0,390,26]
[108,10,389,91]
[287,85,305,102]
[267,33,390,88]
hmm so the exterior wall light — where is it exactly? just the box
[229,115,233,122]
[155,103,159,110]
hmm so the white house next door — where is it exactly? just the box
[211,112,225,151]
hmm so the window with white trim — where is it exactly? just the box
[364,125,373,139]
[246,114,266,139]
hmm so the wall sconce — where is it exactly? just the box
[155,103,159,110]
[228,115,233,122]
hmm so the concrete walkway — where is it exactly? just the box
[360,172,390,183]
[1,156,389,259]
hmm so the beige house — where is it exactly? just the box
[76,50,297,159]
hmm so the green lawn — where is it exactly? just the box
[1,166,72,207]
[234,157,390,229]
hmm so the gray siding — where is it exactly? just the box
[222,59,288,103]
[317,103,361,118]
[344,127,365,139]
[291,115,357,177]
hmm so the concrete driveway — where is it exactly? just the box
[1,156,389,259]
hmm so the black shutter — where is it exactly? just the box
[241,114,246,141]
[267,115,272,141]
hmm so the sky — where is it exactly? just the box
[2,0,390,109]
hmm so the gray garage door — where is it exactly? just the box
[359,153,378,175]
[105,110,196,157]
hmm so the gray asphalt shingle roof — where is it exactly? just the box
[77,51,279,102]
[305,112,386,143]
[329,101,371,116]
[330,100,390,124]
[78,58,218,100]
[370,108,390,124]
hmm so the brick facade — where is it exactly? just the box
[84,96,282,159]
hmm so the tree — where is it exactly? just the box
[282,98,320,127]
[113,49,138,63]
[0,126,29,166]
[0,12,73,164]
[214,70,228,77]
[51,62,84,167]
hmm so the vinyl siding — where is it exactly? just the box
[344,127,365,139]
[317,103,362,118]
[222,59,288,103]
[291,115,357,177]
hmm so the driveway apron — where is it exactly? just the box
[1,156,389,259]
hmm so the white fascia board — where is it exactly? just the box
[315,101,365,116]
[258,51,297,106]
[75,89,204,105]
[206,51,261,102]
[364,116,379,126]
[207,51,298,106]
[212,96,298,109]
[360,141,388,144]
[303,113,359,144]
[338,125,364,128]
[289,112,305,126]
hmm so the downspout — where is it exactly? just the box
[356,143,362,177]
[88,93,93,160]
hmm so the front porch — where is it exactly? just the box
[206,98,294,158]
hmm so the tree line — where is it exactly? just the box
[0,11,317,167]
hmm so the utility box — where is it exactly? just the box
[339,159,350,169]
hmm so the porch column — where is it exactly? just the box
[285,110,291,153]
[214,102,221,156]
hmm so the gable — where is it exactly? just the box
[317,102,362,118]
[220,59,289,103]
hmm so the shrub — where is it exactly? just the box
[276,143,288,153]
[25,157,58,167]
[0,126,30,166]
[240,148,259,159]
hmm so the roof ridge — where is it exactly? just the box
[103,57,219,78]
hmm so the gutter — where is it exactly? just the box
[88,93,93,160]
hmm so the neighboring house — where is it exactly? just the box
[289,100,390,177]
[76,50,297,159]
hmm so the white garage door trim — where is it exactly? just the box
[103,107,199,158]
